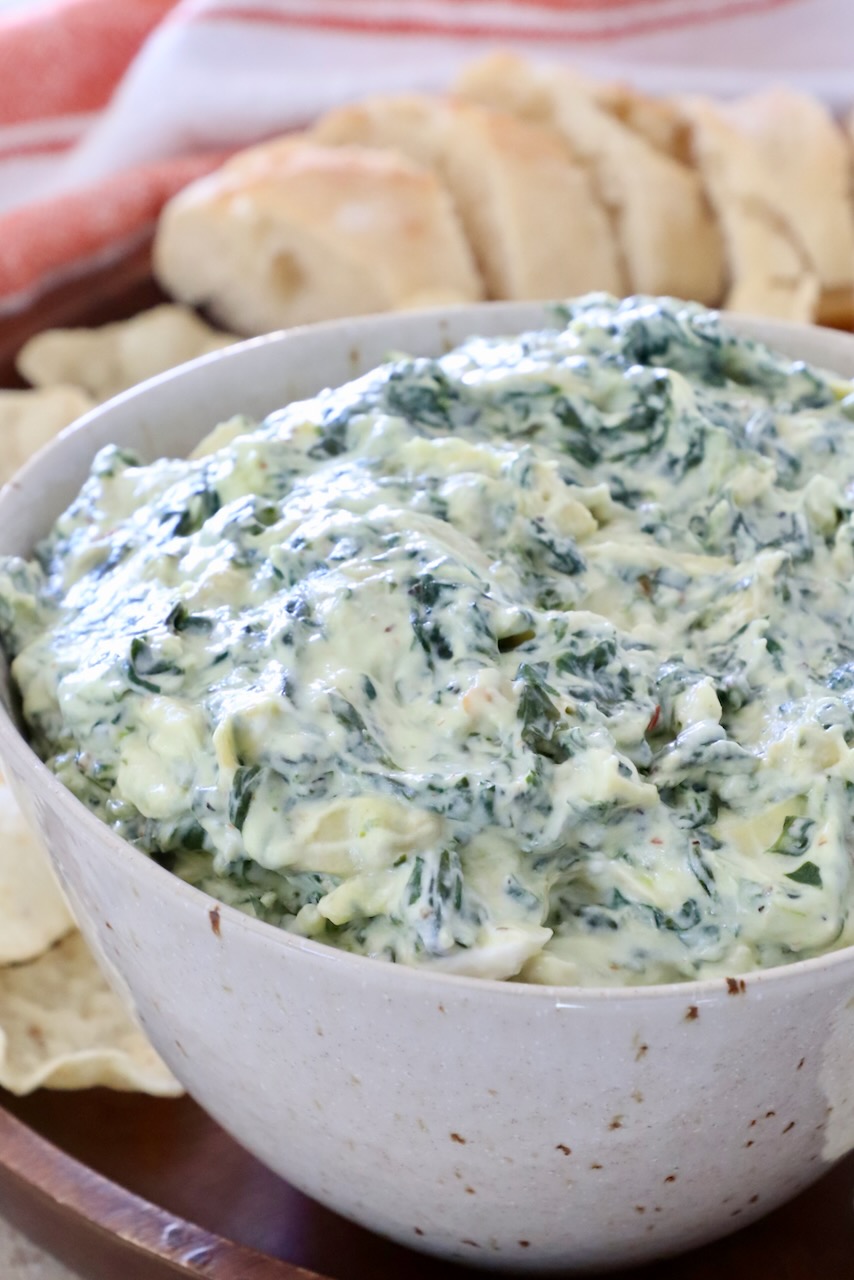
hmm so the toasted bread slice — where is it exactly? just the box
[456,53,724,305]
[312,93,623,300]
[454,51,555,126]
[591,81,693,165]
[678,96,819,322]
[720,88,854,327]
[312,95,446,168]
[153,140,484,335]
[455,52,686,166]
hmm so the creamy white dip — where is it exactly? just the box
[3,295,854,985]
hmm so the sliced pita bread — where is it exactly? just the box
[455,53,724,305]
[679,95,819,322]
[17,304,236,404]
[312,93,623,300]
[0,385,94,487]
[719,88,854,327]
[0,930,182,1096]
[0,767,74,965]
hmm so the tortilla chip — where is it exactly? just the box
[0,385,94,487]
[0,767,74,965]
[16,304,236,403]
[0,931,183,1096]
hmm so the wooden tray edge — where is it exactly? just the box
[0,1103,323,1280]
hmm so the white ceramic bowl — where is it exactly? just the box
[1,304,853,1273]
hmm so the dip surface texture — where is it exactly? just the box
[3,295,854,986]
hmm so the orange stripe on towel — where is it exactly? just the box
[196,0,795,44]
[0,151,226,309]
[0,0,178,126]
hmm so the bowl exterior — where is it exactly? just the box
[4,741,854,1272]
[1,304,853,1270]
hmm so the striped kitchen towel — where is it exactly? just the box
[1,0,852,314]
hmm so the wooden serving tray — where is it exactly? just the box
[2,1087,854,1280]
[0,244,852,1279]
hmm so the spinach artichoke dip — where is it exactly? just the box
[4,295,854,987]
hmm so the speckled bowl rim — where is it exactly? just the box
[2,300,854,1005]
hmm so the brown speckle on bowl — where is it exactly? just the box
[765,1110,776,1118]
[518,1241,530,1248]
[749,1194,760,1203]
[465,1186,476,1195]
[590,1163,603,1170]
[797,1056,806,1069]
[208,905,221,937]
[632,1090,644,1104]
[556,1143,571,1155]
[438,1004,446,1013]
[461,1239,480,1249]
[635,1206,646,1214]
[609,1115,624,1130]
[783,1121,796,1133]
[414,1227,424,1237]
[745,1140,754,1148]
[633,1039,649,1061]
[726,977,747,995]
[664,1174,677,1183]
[685,1005,699,1021]
[450,1132,466,1144]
